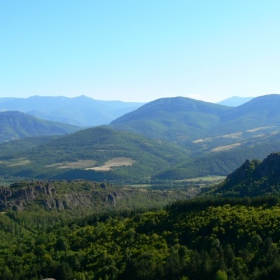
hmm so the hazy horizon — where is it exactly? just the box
[0,93,261,104]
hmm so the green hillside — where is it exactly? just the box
[153,132,280,179]
[0,126,189,182]
[209,152,280,197]
[111,96,230,143]
[111,94,280,152]
[0,111,80,143]
[109,95,280,180]
[0,135,61,158]
[210,94,280,136]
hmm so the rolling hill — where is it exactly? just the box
[0,126,189,181]
[0,95,144,126]
[0,111,80,143]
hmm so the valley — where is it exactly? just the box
[1,94,280,183]
[3,3,280,278]
[1,94,280,279]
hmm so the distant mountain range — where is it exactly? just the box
[1,94,280,182]
[0,111,80,143]
[217,96,254,107]
[0,95,144,126]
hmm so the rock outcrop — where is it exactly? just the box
[0,180,119,211]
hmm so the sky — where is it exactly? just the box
[1,1,280,103]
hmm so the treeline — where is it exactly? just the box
[168,196,280,212]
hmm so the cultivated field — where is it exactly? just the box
[86,157,136,171]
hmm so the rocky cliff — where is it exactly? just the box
[0,179,196,212]
[0,180,119,211]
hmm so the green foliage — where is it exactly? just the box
[1,195,280,279]
[0,135,60,158]
[215,270,228,280]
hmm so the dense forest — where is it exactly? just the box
[1,196,280,279]
[2,153,280,279]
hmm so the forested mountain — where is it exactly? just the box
[0,126,189,181]
[111,96,230,143]
[0,111,80,143]
[0,95,144,126]
[111,94,280,146]
[210,152,280,197]
[109,95,280,179]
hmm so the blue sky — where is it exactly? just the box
[1,1,280,102]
